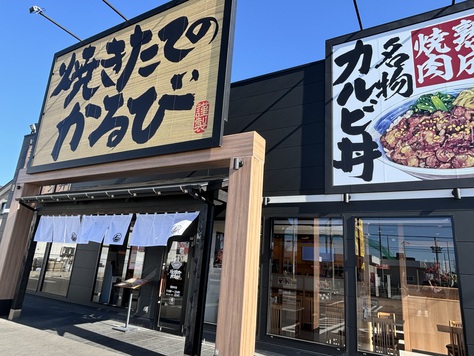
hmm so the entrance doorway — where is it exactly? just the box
[157,236,194,334]
[93,243,146,308]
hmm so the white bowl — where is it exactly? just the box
[369,86,474,180]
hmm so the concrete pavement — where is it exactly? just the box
[0,318,120,356]
[0,294,277,356]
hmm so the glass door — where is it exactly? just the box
[157,236,193,334]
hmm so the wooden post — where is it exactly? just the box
[215,154,265,356]
[0,182,39,300]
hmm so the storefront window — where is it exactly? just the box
[270,218,344,345]
[27,242,48,292]
[204,220,225,324]
[128,246,145,279]
[356,217,462,355]
[41,243,76,296]
[93,246,110,303]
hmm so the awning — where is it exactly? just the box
[18,177,228,205]
[33,212,197,247]
[75,215,112,244]
[33,215,81,243]
[77,214,133,245]
[103,214,133,245]
[130,211,199,247]
[33,216,53,242]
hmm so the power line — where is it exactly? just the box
[29,6,82,42]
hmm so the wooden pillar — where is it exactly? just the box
[215,154,265,356]
[0,182,39,304]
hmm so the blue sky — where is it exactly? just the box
[0,0,469,186]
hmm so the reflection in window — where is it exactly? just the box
[356,217,462,355]
[41,243,76,296]
[93,246,110,303]
[204,221,225,324]
[27,242,48,292]
[269,218,345,346]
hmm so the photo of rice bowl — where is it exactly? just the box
[371,86,474,179]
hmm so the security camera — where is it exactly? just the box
[29,6,43,14]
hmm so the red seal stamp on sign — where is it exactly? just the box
[194,100,209,133]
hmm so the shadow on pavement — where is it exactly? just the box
[12,293,187,355]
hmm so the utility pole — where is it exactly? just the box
[431,237,442,284]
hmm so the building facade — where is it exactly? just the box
[10,60,472,356]
[0,181,12,237]
[1,2,473,356]
[231,59,471,355]
[0,131,35,243]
